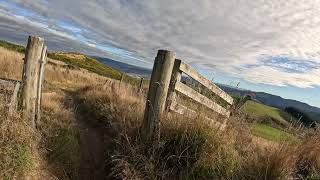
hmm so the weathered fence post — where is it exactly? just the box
[138,77,144,92]
[119,73,124,87]
[166,59,182,110]
[20,36,45,128]
[36,46,47,123]
[142,50,176,141]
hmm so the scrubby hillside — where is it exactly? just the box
[0,41,320,179]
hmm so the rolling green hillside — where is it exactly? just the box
[243,100,292,126]
[243,101,297,142]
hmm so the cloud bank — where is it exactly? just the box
[1,0,320,88]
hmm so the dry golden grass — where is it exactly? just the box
[76,82,320,179]
[0,47,24,81]
[0,98,38,179]
[0,47,110,91]
[39,90,81,180]
[44,64,109,90]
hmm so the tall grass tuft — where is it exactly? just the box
[0,98,37,179]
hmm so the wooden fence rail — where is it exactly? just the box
[0,78,21,116]
[143,50,234,140]
[169,61,233,118]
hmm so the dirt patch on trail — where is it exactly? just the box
[65,91,116,180]
[77,121,106,180]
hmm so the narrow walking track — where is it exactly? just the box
[64,90,114,180]
[78,121,106,180]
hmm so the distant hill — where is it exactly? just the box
[93,56,152,78]
[218,84,320,123]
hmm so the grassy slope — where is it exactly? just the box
[243,101,297,142]
[250,123,294,142]
[244,100,291,125]
[48,53,121,79]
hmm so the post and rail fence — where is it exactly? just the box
[0,36,47,129]
[0,36,232,139]
[142,50,234,141]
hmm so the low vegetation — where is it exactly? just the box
[250,123,294,142]
[76,82,320,179]
[48,52,122,79]
[0,40,319,179]
[0,39,143,86]
[0,103,36,179]
[244,100,292,126]
[0,40,25,53]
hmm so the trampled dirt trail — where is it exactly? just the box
[66,88,119,180]
[77,120,106,180]
[64,92,109,180]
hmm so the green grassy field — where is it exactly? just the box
[250,123,294,142]
[0,39,25,53]
[244,100,291,126]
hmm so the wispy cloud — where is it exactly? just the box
[1,0,320,88]
[261,56,320,74]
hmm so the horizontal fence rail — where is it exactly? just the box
[174,81,230,117]
[179,62,233,105]
[0,78,21,116]
[169,60,234,119]
[143,50,234,140]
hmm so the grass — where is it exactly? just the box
[40,90,82,179]
[76,83,320,179]
[0,40,25,53]
[244,100,291,126]
[1,38,320,179]
[250,123,295,142]
[0,101,37,179]
[0,39,145,87]
[0,47,24,81]
[48,52,121,79]
[47,52,145,86]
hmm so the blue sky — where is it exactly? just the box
[0,0,319,107]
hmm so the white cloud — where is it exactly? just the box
[2,0,320,87]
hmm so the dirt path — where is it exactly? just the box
[64,91,113,180]
[77,121,106,180]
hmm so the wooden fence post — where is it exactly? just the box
[119,73,124,87]
[138,77,144,92]
[20,36,44,128]
[166,59,182,110]
[142,50,176,141]
[36,46,47,123]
